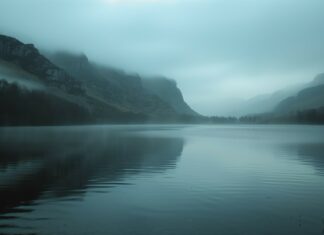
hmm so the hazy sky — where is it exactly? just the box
[0,0,324,115]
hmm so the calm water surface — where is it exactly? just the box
[0,125,324,235]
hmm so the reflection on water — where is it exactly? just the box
[0,126,183,234]
[0,125,324,235]
[285,143,324,175]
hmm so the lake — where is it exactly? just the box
[0,125,324,235]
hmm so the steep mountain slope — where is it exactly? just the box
[0,35,164,124]
[0,59,44,89]
[0,79,147,125]
[47,51,197,117]
[142,77,200,116]
[0,35,82,94]
[0,34,200,125]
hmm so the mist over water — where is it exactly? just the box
[1,125,324,235]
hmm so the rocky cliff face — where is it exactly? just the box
[142,77,200,116]
[0,34,201,125]
[47,51,177,117]
[0,35,83,94]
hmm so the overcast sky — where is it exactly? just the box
[0,0,324,115]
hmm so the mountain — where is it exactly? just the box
[239,74,324,124]
[310,73,324,86]
[241,86,302,115]
[275,84,324,113]
[46,51,176,118]
[142,77,200,116]
[227,84,304,116]
[0,34,199,125]
[0,35,82,94]
[230,73,324,116]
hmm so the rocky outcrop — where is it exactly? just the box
[142,77,200,116]
[0,35,83,94]
[47,51,178,117]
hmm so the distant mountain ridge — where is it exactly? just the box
[275,84,324,113]
[239,73,324,124]
[230,73,324,116]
